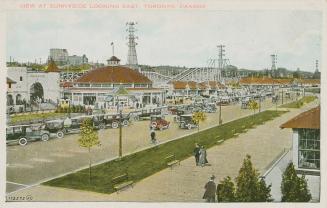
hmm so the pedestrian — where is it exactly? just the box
[199,145,208,167]
[203,175,216,202]
[193,143,200,166]
[150,127,156,144]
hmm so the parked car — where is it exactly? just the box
[63,115,93,134]
[6,124,51,146]
[133,108,162,120]
[97,113,131,129]
[44,120,65,138]
[218,96,231,105]
[241,97,251,109]
[179,114,198,130]
[204,103,217,113]
[150,115,170,130]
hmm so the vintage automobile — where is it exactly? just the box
[241,97,251,109]
[6,124,51,146]
[218,96,231,106]
[204,103,217,113]
[150,115,170,130]
[272,95,279,103]
[133,108,162,120]
[44,120,65,138]
[97,113,131,129]
[63,115,93,134]
[179,114,198,130]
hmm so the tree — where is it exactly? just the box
[192,111,206,132]
[257,177,273,202]
[217,176,236,202]
[217,155,272,202]
[281,163,311,202]
[78,118,101,184]
[248,100,259,118]
[235,154,261,201]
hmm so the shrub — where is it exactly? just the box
[218,155,272,202]
[281,163,311,202]
[217,176,235,202]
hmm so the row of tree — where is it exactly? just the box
[217,155,312,202]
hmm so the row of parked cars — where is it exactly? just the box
[7,107,170,146]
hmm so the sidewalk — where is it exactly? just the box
[7,102,318,202]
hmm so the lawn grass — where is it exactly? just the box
[43,110,286,194]
[305,88,320,94]
[280,96,316,108]
[10,112,65,124]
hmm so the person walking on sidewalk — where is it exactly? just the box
[150,127,156,144]
[193,143,200,166]
[203,175,216,202]
[199,145,208,167]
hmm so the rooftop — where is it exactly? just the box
[75,65,152,84]
[280,106,320,129]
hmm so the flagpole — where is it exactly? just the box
[111,42,115,56]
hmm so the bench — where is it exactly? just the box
[165,154,180,169]
[112,173,134,192]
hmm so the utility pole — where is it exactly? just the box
[219,98,222,125]
[119,109,122,158]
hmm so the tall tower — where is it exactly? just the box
[271,54,277,77]
[217,45,226,70]
[315,60,319,72]
[126,22,138,69]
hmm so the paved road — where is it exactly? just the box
[6,100,318,201]
[6,96,293,193]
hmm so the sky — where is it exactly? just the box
[6,9,322,72]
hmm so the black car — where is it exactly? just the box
[179,114,198,130]
[6,124,51,146]
[93,113,130,129]
[133,108,162,120]
[44,120,65,138]
[63,116,94,134]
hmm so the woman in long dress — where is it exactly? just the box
[199,146,207,167]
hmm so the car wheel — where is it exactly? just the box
[112,122,119,128]
[41,134,50,142]
[56,131,64,139]
[18,138,27,146]
[187,124,192,130]
[99,123,105,129]
[122,120,129,126]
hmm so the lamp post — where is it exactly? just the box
[112,86,133,158]
[219,98,222,125]
[119,106,123,158]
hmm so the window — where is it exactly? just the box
[134,84,148,88]
[20,76,23,81]
[6,128,13,134]
[298,128,320,169]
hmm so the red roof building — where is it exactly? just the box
[280,106,320,129]
[62,57,164,110]
[280,106,320,186]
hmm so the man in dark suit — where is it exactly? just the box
[203,175,216,202]
[193,143,200,166]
